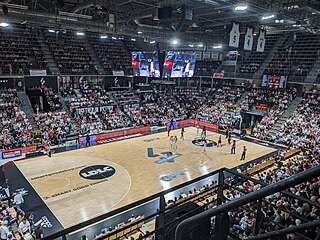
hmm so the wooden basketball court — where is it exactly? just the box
[15,127,275,228]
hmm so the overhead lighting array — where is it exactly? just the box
[0,22,10,28]
[235,5,248,11]
[262,14,275,20]
[213,45,222,49]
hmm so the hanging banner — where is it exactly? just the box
[256,28,266,52]
[203,51,211,60]
[29,70,47,76]
[244,26,254,51]
[229,22,240,48]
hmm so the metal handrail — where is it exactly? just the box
[175,165,320,240]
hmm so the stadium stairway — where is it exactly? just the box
[305,55,320,83]
[38,31,60,75]
[17,91,38,130]
[58,93,81,132]
[120,40,132,60]
[252,35,288,79]
[83,38,106,75]
[268,96,303,136]
[236,90,249,107]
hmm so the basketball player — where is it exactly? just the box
[225,126,230,139]
[170,136,174,150]
[228,135,232,145]
[196,125,200,137]
[180,128,185,140]
[202,139,207,153]
[240,146,247,160]
[167,125,171,137]
[231,140,236,154]
[217,135,222,147]
[201,126,206,140]
[173,136,178,149]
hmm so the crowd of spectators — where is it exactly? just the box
[0,26,48,75]
[43,87,62,111]
[274,91,320,153]
[227,153,319,239]
[0,88,32,150]
[249,89,296,140]
[34,111,74,145]
[75,108,132,134]
[196,86,245,127]
[45,31,97,75]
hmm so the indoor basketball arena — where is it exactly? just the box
[0,0,319,240]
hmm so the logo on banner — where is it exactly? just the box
[192,139,217,147]
[34,216,52,228]
[79,165,116,180]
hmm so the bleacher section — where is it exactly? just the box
[89,35,138,75]
[0,26,48,75]
[195,60,221,76]
[239,34,281,78]
[265,33,320,82]
[44,30,97,75]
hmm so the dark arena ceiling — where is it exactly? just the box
[0,0,319,46]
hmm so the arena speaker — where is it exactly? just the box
[2,5,8,15]
[176,5,193,32]
[155,202,210,240]
[56,0,65,9]
[158,51,165,78]
[158,6,172,20]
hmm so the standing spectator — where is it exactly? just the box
[13,192,24,214]
[18,218,31,239]
[33,224,44,239]
[0,221,9,240]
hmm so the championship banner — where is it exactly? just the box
[244,26,254,51]
[229,22,240,48]
[203,51,211,60]
[257,28,266,52]
[29,70,47,76]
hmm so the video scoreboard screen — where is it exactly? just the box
[132,51,160,78]
[163,51,196,78]
[262,75,288,89]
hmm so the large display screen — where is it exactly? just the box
[132,51,160,77]
[163,51,196,78]
[262,75,288,89]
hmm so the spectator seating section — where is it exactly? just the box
[0,26,48,75]
[45,31,97,74]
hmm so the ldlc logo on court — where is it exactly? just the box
[79,165,116,180]
[192,139,217,147]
